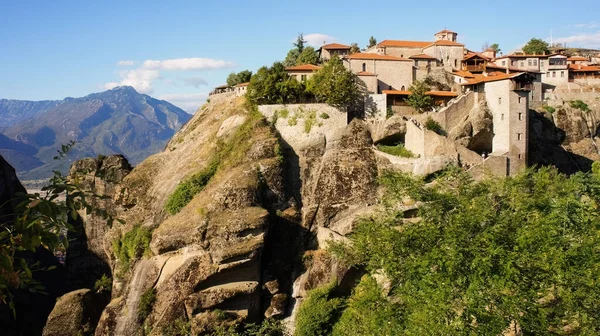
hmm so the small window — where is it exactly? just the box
[498,97,502,105]
[518,97,522,103]
[561,71,564,78]
[517,133,522,140]
[541,60,544,67]
[454,59,457,67]
[501,114,504,120]
[401,55,404,58]
[362,63,366,72]
[301,75,307,81]
[459,78,462,83]
[547,72,550,77]
[553,72,556,78]
[401,86,405,91]
[534,60,538,66]
[518,154,522,159]
[518,112,523,120]
[528,60,532,66]
[520,61,524,67]
[389,86,392,90]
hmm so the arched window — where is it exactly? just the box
[362,63,366,72]
[401,86,405,91]
[454,59,457,68]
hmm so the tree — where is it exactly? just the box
[306,55,364,108]
[284,33,312,67]
[522,38,550,55]
[490,43,501,54]
[226,70,253,87]
[350,43,360,54]
[367,36,377,49]
[329,167,600,334]
[247,62,306,105]
[296,46,319,65]
[294,33,306,53]
[405,80,433,112]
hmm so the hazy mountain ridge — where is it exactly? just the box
[0,86,192,181]
[0,99,62,127]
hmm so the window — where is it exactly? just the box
[547,72,550,77]
[401,86,405,91]
[541,60,544,67]
[498,97,502,105]
[501,113,504,120]
[401,55,404,58]
[459,78,462,83]
[301,75,307,81]
[520,61,524,67]
[534,60,538,66]
[561,71,564,78]
[528,60,532,66]
[518,97,522,103]
[454,59,457,68]
[502,61,506,66]
[362,63,366,72]
[518,113,523,120]
[553,71,556,78]
[389,86,392,90]
[518,154,522,159]
[517,133,522,140]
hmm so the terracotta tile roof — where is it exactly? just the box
[236,82,249,87]
[377,40,431,48]
[436,29,457,34]
[569,64,600,72]
[382,90,458,97]
[215,84,229,89]
[462,72,526,85]
[453,70,475,78]
[357,71,377,76]
[567,56,588,61]
[285,64,321,71]
[321,43,351,50]
[409,53,438,59]
[485,63,542,73]
[427,40,465,47]
[463,52,491,61]
[346,53,411,61]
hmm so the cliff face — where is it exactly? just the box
[44,93,600,335]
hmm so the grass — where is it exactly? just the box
[138,287,156,323]
[295,281,345,336]
[94,274,112,293]
[376,143,414,158]
[543,105,556,114]
[320,112,330,119]
[424,117,445,135]
[288,113,298,126]
[304,110,317,133]
[165,159,218,215]
[570,99,591,113]
[112,225,152,271]
[278,108,289,118]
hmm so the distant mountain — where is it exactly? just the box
[0,86,192,182]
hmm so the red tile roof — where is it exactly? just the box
[463,52,491,61]
[346,53,411,61]
[427,40,465,47]
[569,64,600,72]
[382,90,458,97]
[409,53,438,59]
[462,72,526,85]
[567,56,588,61]
[321,43,351,50]
[357,71,377,76]
[453,70,475,78]
[285,64,321,71]
[436,29,457,34]
[236,82,249,87]
[377,40,431,48]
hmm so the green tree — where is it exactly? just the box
[350,43,360,54]
[226,70,253,87]
[247,62,306,105]
[522,38,550,55]
[367,36,377,49]
[405,80,433,112]
[283,48,300,67]
[329,167,600,335]
[296,46,319,65]
[306,55,365,108]
[294,33,306,53]
[489,43,501,54]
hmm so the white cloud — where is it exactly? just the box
[555,31,600,48]
[104,68,160,94]
[182,76,208,87]
[142,58,235,71]
[158,93,208,113]
[566,22,599,30]
[302,33,337,47]
[117,60,135,66]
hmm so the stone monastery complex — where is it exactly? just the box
[212,30,600,177]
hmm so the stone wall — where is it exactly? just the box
[347,59,413,92]
[423,45,464,71]
[383,46,423,58]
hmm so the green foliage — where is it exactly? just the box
[0,140,114,314]
[350,43,360,54]
[137,287,156,323]
[161,316,191,336]
[332,275,403,336]
[319,112,329,119]
[543,105,556,114]
[294,33,306,53]
[296,46,319,66]
[304,110,317,133]
[367,36,377,49]
[523,38,550,55]
[112,224,152,270]
[306,55,365,108]
[283,33,308,67]
[376,143,414,158]
[405,80,433,112]
[278,108,290,118]
[165,159,218,215]
[211,318,286,336]
[570,99,591,113]
[424,117,444,135]
[288,113,298,126]
[94,274,112,293]
[247,62,307,105]
[295,281,345,336]
[227,70,253,87]
[330,167,600,334]
[386,107,394,119]
[489,43,501,54]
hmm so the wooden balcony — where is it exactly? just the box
[464,64,486,72]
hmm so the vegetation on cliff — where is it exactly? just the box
[296,166,600,335]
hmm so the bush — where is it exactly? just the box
[279,108,290,118]
[376,143,414,158]
[386,107,394,119]
[94,274,112,293]
[165,159,218,215]
[288,114,298,126]
[424,117,444,135]
[304,110,317,133]
[162,316,191,336]
[138,287,156,323]
[295,281,345,336]
[543,105,556,114]
[570,99,590,113]
[112,225,152,270]
[319,112,330,119]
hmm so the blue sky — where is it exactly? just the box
[1,0,599,112]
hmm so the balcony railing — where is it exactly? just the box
[464,64,485,72]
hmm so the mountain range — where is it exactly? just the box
[0,86,192,182]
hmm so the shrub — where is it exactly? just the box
[288,114,298,126]
[570,99,590,113]
[543,105,556,114]
[112,224,152,270]
[270,110,279,125]
[304,110,317,133]
[386,107,394,119]
[424,117,444,135]
[138,287,156,323]
[376,143,414,158]
[162,316,191,336]
[165,159,218,215]
[295,281,345,336]
[279,108,290,118]
[319,112,330,119]
[94,274,112,293]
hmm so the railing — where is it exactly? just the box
[464,65,485,72]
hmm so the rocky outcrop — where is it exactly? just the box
[448,100,493,154]
[43,289,105,336]
[0,155,26,221]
